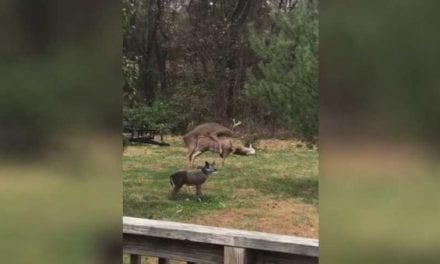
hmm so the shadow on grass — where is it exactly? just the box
[123,194,169,218]
[168,192,224,203]
[124,191,228,220]
[255,177,318,203]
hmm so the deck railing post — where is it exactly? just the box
[158,257,170,264]
[224,246,248,264]
[130,254,141,264]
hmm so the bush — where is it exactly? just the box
[123,101,186,136]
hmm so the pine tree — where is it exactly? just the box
[247,1,318,142]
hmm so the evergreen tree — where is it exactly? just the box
[247,1,318,142]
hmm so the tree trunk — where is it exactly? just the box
[141,0,162,103]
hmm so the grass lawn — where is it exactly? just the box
[123,136,319,238]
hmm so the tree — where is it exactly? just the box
[122,0,318,138]
[246,0,318,141]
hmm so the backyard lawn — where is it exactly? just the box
[123,136,319,239]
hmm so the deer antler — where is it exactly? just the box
[232,118,242,129]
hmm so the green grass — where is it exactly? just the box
[123,138,318,225]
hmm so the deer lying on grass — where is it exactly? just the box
[169,161,217,198]
[183,119,242,159]
[189,137,255,168]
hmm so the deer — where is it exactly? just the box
[182,119,242,167]
[189,136,256,168]
[169,161,217,198]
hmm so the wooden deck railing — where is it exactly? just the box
[123,216,319,264]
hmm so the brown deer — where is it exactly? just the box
[189,136,256,167]
[182,119,242,166]
[169,161,217,198]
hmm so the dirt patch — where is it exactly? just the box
[150,135,307,150]
[192,198,318,238]
[255,139,308,151]
[231,188,259,199]
[123,146,157,157]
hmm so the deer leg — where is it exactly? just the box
[195,136,200,148]
[221,152,229,167]
[208,133,223,155]
[186,149,194,168]
[190,150,202,168]
[218,153,225,167]
[186,153,192,168]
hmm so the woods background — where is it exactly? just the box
[122,0,318,142]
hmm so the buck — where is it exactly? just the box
[169,161,217,198]
[183,119,242,167]
[189,137,256,167]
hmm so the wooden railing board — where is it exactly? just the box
[123,217,318,257]
[124,234,223,264]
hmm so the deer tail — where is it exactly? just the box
[182,133,190,147]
